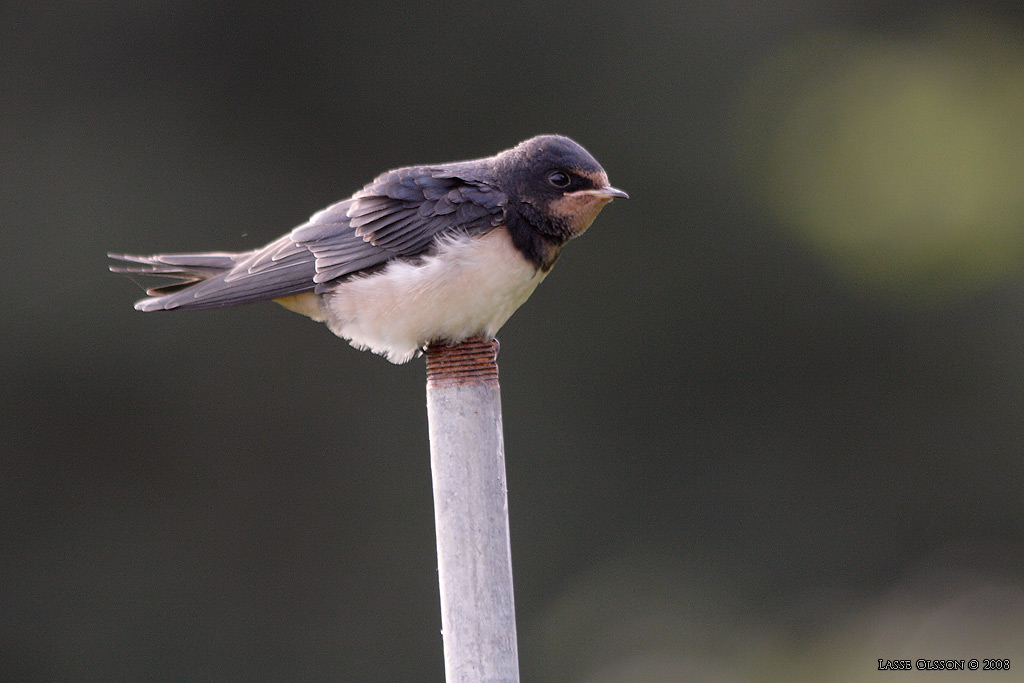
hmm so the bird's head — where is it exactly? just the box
[494,135,628,241]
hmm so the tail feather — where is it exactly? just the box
[108,252,242,297]
[107,252,240,276]
[108,242,318,312]
[109,251,258,310]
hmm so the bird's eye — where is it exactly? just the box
[547,170,571,188]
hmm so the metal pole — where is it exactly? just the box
[425,337,520,683]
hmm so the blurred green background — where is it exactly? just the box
[3,1,1024,680]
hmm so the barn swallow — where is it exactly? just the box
[109,135,627,363]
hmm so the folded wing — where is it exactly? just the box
[109,163,507,311]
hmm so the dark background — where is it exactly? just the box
[4,1,1024,681]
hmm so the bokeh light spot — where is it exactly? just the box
[734,16,1024,300]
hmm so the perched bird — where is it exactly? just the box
[109,135,627,363]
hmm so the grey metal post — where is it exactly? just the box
[425,337,520,683]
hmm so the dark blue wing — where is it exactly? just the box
[110,163,506,310]
[290,164,507,291]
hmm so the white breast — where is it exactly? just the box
[322,227,547,363]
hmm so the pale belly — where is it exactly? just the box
[320,227,548,363]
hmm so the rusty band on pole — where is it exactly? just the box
[425,337,500,386]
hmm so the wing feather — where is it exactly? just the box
[113,161,507,311]
[293,163,506,281]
